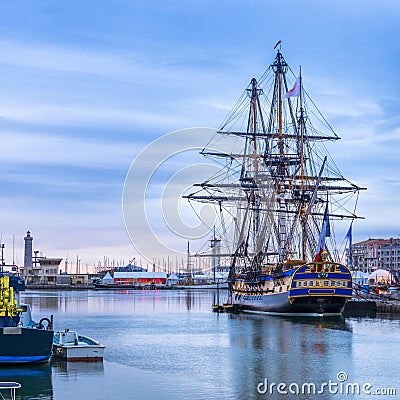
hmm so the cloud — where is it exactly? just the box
[0,130,136,168]
[0,0,400,267]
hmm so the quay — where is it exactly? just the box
[26,285,95,291]
[343,287,400,316]
[344,298,400,316]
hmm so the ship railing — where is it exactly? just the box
[0,382,21,400]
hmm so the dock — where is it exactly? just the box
[212,304,239,314]
[344,288,400,316]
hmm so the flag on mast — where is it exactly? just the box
[314,203,331,262]
[283,77,300,98]
[345,223,353,267]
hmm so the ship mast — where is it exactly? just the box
[298,68,307,260]
[250,78,260,243]
[251,78,258,177]
[272,50,288,265]
[185,47,366,268]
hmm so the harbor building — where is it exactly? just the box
[351,238,400,272]
[24,257,63,285]
[378,238,400,271]
[113,272,167,285]
[20,230,63,285]
[352,239,385,272]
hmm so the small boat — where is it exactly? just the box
[0,274,54,364]
[52,330,105,361]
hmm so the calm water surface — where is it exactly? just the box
[2,289,399,399]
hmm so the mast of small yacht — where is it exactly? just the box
[187,241,192,284]
[211,226,220,283]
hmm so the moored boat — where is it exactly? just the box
[0,275,54,364]
[52,330,105,361]
[185,44,365,316]
[232,261,352,315]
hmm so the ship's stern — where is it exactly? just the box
[288,262,352,315]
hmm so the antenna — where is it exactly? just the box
[274,40,282,49]
[12,235,15,265]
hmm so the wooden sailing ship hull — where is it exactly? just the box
[232,292,347,315]
[231,262,353,316]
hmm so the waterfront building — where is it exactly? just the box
[113,272,167,285]
[378,238,400,271]
[20,230,63,284]
[352,239,385,272]
[68,274,89,285]
[351,238,400,272]
[25,257,63,285]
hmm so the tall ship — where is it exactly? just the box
[185,45,365,315]
[0,262,54,363]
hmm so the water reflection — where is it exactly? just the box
[16,289,400,400]
[22,289,218,316]
[52,358,104,375]
[0,359,105,400]
[0,363,53,400]
[277,315,353,332]
[226,313,354,399]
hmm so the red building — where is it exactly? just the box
[113,272,167,285]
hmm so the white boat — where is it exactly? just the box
[52,330,104,362]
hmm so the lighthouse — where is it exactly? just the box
[24,230,33,270]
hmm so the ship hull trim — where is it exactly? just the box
[0,327,54,364]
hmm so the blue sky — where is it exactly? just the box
[1,0,400,269]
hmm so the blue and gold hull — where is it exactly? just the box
[0,327,54,364]
[0,275,54,364]
[232,262,352,316]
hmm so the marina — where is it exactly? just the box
[3,288,398,400]
[1,1,400,399]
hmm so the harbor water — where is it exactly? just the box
[4,289,400,399]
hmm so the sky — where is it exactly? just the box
[1,0,400,271]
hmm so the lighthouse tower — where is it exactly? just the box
[24,230,33,270]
